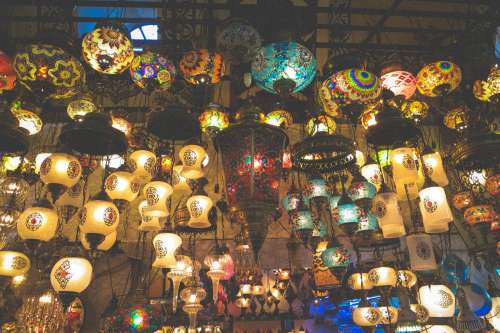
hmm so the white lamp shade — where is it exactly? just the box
[486,296,500,330]
[368,266,397,287]
[0,251,30,277]
[137,200,161,231]
[56,181,84,208]
[360,163,383,191]
[418,284,455,317]
[39,153,82,188]
[143,181,172,217]
[352,307,381,326]
[128,150,157,183]
[379,306,398,324]
[390,147,418,184]
[419,186,453,233]
[406,233,438,271]
[50,257,92,293]
[80,231,117,251]
[347,273,373,290]
[79,199,120,235]
[17,205,58,241]
[152,233,182,268]
[104,171,140,202]
[422,152,449,187]
[179,145,207,179]
[186,194,213,228]
[422,326,457,333]
[372,192,406,238]
[173,165,191,193]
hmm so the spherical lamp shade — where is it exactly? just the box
[0,50,16,92]
[39,153,82,188]
[406,233,438,271]
[186,194,213,228]
[251,41,316,94]
[264,109,293,129]
[372,192,406,238]
[50,257,92,293]
[0,251,30,277]
[486,174,500,196]
[452,191,473,210]
[444,106,469,131]
[347,273,373,290]
[80,231,116,251]
[463,204,496,225]
[104,171,140,202]
[368,266,397,287]
[422,152,449,187]
[397,270,417,288]
[137,200,161,232]
[82,24,134,74]
[305,115,336,136]
[199,103,229,134]
[10,101,43,135]
[128,150,157,184]
[172,165,191,193]
[418,186,453,233]
[179,49,224,85]
[152,233,182,269]
[216,20,261,64]
[79,197,119,235]
[418,285,455,317]
[416,61,462,97]
[352,306,382,326]
[67,95,97,121]
[13,44,85,100]
[361,162,383,191]
[142,181,172,218]
[130,51,176,91]
[400,100,429,123]
[380,70,417,99]
[17,202,58,241]
[179,145,207,179]
[320,246,352,268]
[486,296,500,330]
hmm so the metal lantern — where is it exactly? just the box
[400,99,429,123]
[305,115,336,136]
[416,61,462,97]
[199,103,229,134]
[179,49,224,85]
[216,103,288,257]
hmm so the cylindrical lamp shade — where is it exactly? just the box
[397,270,417,288]
[372,192,406,238]
[291,210,314,231]
[379,306,398,324]
[152,233,182,268]
[137,200,161,231]
[347,273,373,290]
[464,205,496,225]
[352,307,381,326]
[361,163,383,191]
[143,181,172,217]
[486,296,500,330]
[337,202,361,225]
[0,251,30,277]
[422,326,456,333]
[368,266,397,287]
[303,177,329,200]
[104,171,140,202]
[418,285,455,317]
[17,204,58,241]
[348,179,377,202]
[419,186,453,233]
[40,153,82,188]
[179,145,207,179]
[80,231,116,251]
[186,194,213,228]
[172,165,191,193]
[50,257,92,293]
[422,152,449,187]
[391,147,419,185]
[406,233,438,271]
[320,246,352,268]
[128,150,157,183]
[79,199,120,235]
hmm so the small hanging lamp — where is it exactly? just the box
[50,257,92,308]
[0,250,30,277]
[142,180,172,218]
[128,149,157,184]
[418,178,453,234]
[167,255,193,313]
[186,178,213,229]
[179,144,207,180]
[17,198,58,243]
[152,231,182,269]
[204,254,226,303]
[180,278,206,330]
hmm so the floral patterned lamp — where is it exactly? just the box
[130,50,176,92]
[416,61,462,97]
[179,49,224,85]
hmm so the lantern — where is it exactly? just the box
[143,181,172,218]
[336,193,361,234]
[79,191,120,236]
[372,191,406,238]
[80,231,116,251]
[172,165,191,193]
[251,41,316,95]
[380,70,417,99]
[179,49,224,85]
[199,103,229,134]
[418,284,455,317]
[0,50,16,92]
[130,50,176,91]
[216,20,261,64]
[400,99,429,123]
[204,254,226,302]
[347,272,373,290]
[320,245,352,269]
[10,100,43,135]
[67,94,97,121]
[416,61,462,97]
[50,257,92,294]
[82,23,134,74]
[152,232,182,268]
[406,233,438,271]
[361,162,383,191]
[17,199,58,242]
[39,153,82,188]
[419,186,453,233]
[360,102,380,129]
[104,171,140,203]
[138,200,161,232]
[368,266,397,287]
[390,147,419,196]
[464,204,496,225]
[486,174,500,196]
[303,176,329,201]
[348,173,377,206]
[186,192,213,229]
[0,251,30,277]
[128,150,157,184]
[452,191,473,210]
[305,115,336,136]
[444,106,469,131]
[13,44,85,100]
[397,270,417,288]
[264,109,293,129]
[422,151,449,187]
[179,145,207,179]
[180,281,206,329]
[352,306,381,327]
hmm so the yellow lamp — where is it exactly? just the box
[152,232,182,268]
[39,153,82,188]
[80,231,116,251]
[347,272,373,290]
[138,200,162,232]
[390,147,418,196]
[173,165,191,193]
[104,171,140,202]
[79,192,120,236]
[17,199,58,242]
[422,151,449,187]
[14,109,43,135]
[34,153,51,174]
[264,109,293,128]
[167,255,193,312]
[179,145,207,179]
[305,115,336,136]
[142,181,173,217]
[0,251,30,277]
[419,186,453,233]
[397,270,417,288]
[186,193,213,229]
[352,306,381,327]
[368,266,397,287]
[128,150,157,184]
[416,61,462,97]
[418,284,455,317]
[67,94,97,121]
[50,257,92,293]
[199,103,229,134]
[204,254,226,302]
[379,305,398,324]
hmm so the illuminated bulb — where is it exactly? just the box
[12,274,26,286]
[39,153,82,188]
[167,255,192,312]
[418,284,455,318]
[79,193,120,236]
[186,194,213,228]
[347,272,373,290]
[204,255,225,302]
[418,186,453,233]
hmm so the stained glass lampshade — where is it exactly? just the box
[264,109,293,129]
[473,64,500,103]
[444,106,469,131]
[320,245,352,269]
[179,49,224,85]
[452,191,474,210]
[82,23,134,74]
[199,103,229,134]
[464,204,496,225]
[291,209,314,231]
[416,61,462,97]
[348,174,377,203]
[400,100,429,123]
[303,176,329,201]
[486,174,500,196]
[10,99,43,135]
[0,50,16,92]
[216,19,262,64]
[356,209,379,234]
[251,41,316,95]
[360,101,382,129]
[130,50,176,91]
[305,115,336,136]
[67,94,97,121]
[380,69,416,100]
[337,194,361,233]
[13,44,85,100]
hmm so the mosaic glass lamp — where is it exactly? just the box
[130,50,176,91]
[179,49,224,85]
[416,61,462,97]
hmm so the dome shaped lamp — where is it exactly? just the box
[186,180,214,229]
[17,198,58,247]
[204,254,226,302]
[39,152,82,202]
[67,93,98,121]
[216,19,262,64]
[50,257,92,308]
[152,232,182,269]
[179,49,224,85]
[167,255,193,313]
[130,50,176,92]
[418,284,455,318]
[199,103,229,135]
[416,61,462,97]
[142,180,173,218]
[180,279,206,330]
